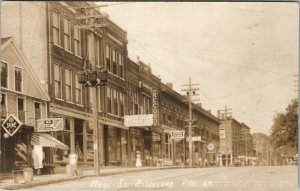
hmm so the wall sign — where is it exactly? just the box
[170,131,185,139]
[152,89,159,126]
[124,114,153,127]
[2,114,22,136]
[35,118,64,132]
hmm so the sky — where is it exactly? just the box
[98,2,299,135]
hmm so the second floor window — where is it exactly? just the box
[18,98,25,122]
[112,49,117,74]
[74,28,81,56]
[0,93,6,120]
[54,64,62,98]
[34,102,41,120]
[118,53,123,78]
[15,67,22,92]
[120,93,124,116]
[113,89,118,115]
[52,11,60,45]
[75,75,82,104]
[64,18,71,51]
[107,87,111,113]
[1,62,8,88]
[106,45,111,72]
[65,69,72,101]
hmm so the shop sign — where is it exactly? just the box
[124,114,153,127]
[152,89,159,126]
[186,136,201,141]
[170,130,185,139]
[207,143,215,151]
[219,129,226,138]
[2,114,22,136]
[35,118,64,132]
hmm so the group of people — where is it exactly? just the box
[199,158,209,167]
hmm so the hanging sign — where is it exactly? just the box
[170,130,185,139]
[207,143,215,151]
[2,114,22,136]
[35,118,64,132]
[124,114,153,127]
[152,89,159,126]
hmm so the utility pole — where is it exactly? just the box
[182,78,199,167]
[218,106,232,167]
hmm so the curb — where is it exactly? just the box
[2,166,183,190]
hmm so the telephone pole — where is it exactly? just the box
[218,105,232,166]
[182,77,199,167]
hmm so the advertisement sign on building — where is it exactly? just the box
[2,114,22,136]
[170,130,185,139]
[207,143,215,151]
[124,114,154,127]
[186,136,201,141]
[35,118,64,132]
[152,89,159,126]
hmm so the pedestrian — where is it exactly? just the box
[199,157,202,167]
[204,158,208,167]
[136,151,142,168]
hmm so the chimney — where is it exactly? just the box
[166,83,173,89]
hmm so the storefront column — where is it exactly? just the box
[128,128,132,166]
[83,121,87,163]
[99,123,104,166]
[26,133,32,167]
[70,118,75,154]
[230,154,233,166]
[172,139,176,165]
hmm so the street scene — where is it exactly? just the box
[0,1,298,191]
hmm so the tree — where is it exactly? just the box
[270,99,298,156]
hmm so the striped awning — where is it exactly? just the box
[31,133,69,150]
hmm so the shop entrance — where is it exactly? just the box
[164,133,173,165]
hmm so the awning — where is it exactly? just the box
[31,133,69,150]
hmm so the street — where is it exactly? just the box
[27,166,297,191]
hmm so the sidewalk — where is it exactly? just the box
[0,166,183,190]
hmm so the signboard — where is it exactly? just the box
[2,114,22,136]
[152,89,159,126]
[207,143,215,151]
[35,118,64,132]
[124,114,153,127]
[219,129,226,138]
[186,136,201,142]
[170,131,185,139]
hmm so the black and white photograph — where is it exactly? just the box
[0,1,298,190]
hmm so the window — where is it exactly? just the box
[134,92,139,115]
[97,87,102,111]
[65,68,72,101]
[106,45,111,72]
[74,28,81,56]
[1,62,8,88]
[64,18,71,51]
[0,94,6,120]
[52,11,60,45]
[54,64,62,98]
[120,93,124,116]
[95,38,101,68]
[113,89,118,115]
[75,75,82,104]
[118,53,123,78]
[17,98,25,122]
[112,49,117,74]
[15,67,22,92]
[107,87,111,113]
[34,102,41,120]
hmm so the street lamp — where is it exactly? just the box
[77,67,108,175]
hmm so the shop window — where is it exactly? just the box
[106,45,111,72]
[52,11,60,45]
[54,64,62,98]
[65,68,72,101]
[108,126,116,161]
[121,129,128,164]
[1,93,6,120]
[75,75,82,104]
[86,125,94,162]
[54,119,70,163]
[34,102,41,120]
[95,38,101,68]
[17,98,25,122]
[63,18,71,51]
[1,62,8,88]
[15,67,22,92]
[74,28,81,56]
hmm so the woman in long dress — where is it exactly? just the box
[136,151,142,168]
